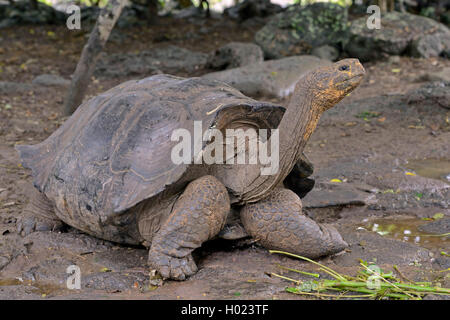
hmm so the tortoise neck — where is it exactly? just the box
[278,85,322,175]
[241,80,323,203]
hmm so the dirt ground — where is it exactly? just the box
[0,17,449,299]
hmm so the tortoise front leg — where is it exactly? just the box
[241,188,347,258]
[148,175,230,280]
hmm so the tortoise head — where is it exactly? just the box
[300,58,365,111]
[241,59,364,203]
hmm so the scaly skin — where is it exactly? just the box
[17,187,64,236]
[240,188,347,258]
[148,175,230,280]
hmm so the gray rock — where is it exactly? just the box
[333,225,432,267]
[418,217,450,235]
[23,231,112,254]
[95,45,208,77]
[433,256,450,269]
[418,68,450,83]
[172,6,203,19]
[0,1,68,29]
[365,171,450,193]
[207,42,264,70]
[410,34,444,58]
[255,3,348,59]
[311,45,340,61]
[0,285,43,300]
[32,74,70,87]
[0,255,9,270]
[423,294,449,300]
[224,0,282,21]
[302,182,373,208]
[88,248,147,272]
[0,18,15,29]
[0,81,33,94]
[408,81,450,109]
[345,12,450,61]
[202,55,331,98]
[83,272,148,291]
[387,55,401,64]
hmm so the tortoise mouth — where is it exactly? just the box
[336,74,364,92]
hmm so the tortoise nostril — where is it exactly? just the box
[339,65,349,71]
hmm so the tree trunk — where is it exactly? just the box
[63,0,127,116]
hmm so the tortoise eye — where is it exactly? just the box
[339,65,349,71]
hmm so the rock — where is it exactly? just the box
[0,81,33,94]
[365,171,449,193]
[345,12,450,61]
[78,3,149,29]
[88,248,147,272]
[83,272,148,291]
[418,217,450,235]
[0,256,9,270]
[207,42,264,70]
[240,16,270,29]
[0,18,15,29]
[423,294,449,300]
[255,3,348,59]
[95,45,208,77]
[387,55,401,64]
[311,45,340,61]
[224,0,282,21]
[0,285,43,300]
[171,6,221,20]
[333,225,432,267]
[23,231,112,254]
[202,55,331,98]
[302,182,374,208]
[408,81,450,109]
[0,1,67,28]
[418,68,450,83]
[20,257,75,282]
[410,34,444,58]
[172,7,202,19]
[32,74,70,87]
[433,256,450,269]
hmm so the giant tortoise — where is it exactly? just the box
[17,59,365,280]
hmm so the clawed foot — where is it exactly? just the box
[148,248,198,281]
[319,223,348,255]
[17,215,64,236]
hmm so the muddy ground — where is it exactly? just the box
[0,17,449,299]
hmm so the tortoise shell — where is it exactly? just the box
[18,75,314,231]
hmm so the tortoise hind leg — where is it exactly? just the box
[240,188,347,258]
[148,175,230,280]
[17,186,64,236]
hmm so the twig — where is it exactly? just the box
[277,264,320,278]
[269,250,346,281]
